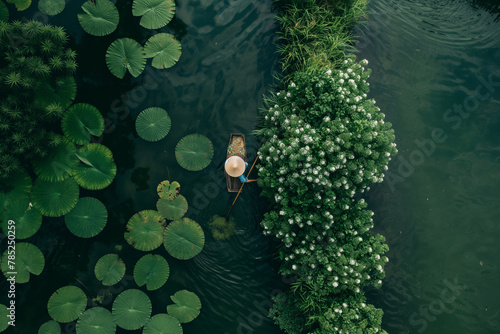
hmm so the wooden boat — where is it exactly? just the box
[225,133,246,192]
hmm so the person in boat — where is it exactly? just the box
[225,156,257,183]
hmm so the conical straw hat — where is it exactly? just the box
[225,156,245,177]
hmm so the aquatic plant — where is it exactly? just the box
[94,253,126,286]
[163,218,205,260]
[135,107,171,142]
[1,242,45,283]
[76,307,116,334]
[167,290,201,323]
[5,0,30,11]
[38,320,61,334]
[0,305,7,332]
[1,197,41,239]
[143,314,182,334]
[157,195,188,220]
[78,0,119,36]
[157,180,180,200]
[144,33,182,69]
[175,134,214,171]
[132,0,175,29]
[73,143,117,190]
[0,1,9,21]
[38,0,65,16]
[112,289,152,330]
[31,178,80,217]
[62,103,105,145]
[32,136,77,182]
[133,254,170,290]
[125,210,166,251]
[47,285,87,323]
[208,214,235,241]
[65,197,108,238]
[106,38,146,78]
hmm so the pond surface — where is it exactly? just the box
[5,0,285,333]
[356,1,500,333]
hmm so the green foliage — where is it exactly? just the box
[163,218,205,260]
[175,134,214,171]
[0,1,9,22]
[1,242,45,283]
[268,292,307,334]
[135,107,171,141]
[94,254,126,286]
[208,215,235,241]
[65,197,108,238]
[133,254,170,290]
[106,38,146,78]
[78,0,119,37]
[76,307,116,334]
[38,0,65,16]
[0,21,77,179]
[144,33,182,69]
[6,0,31,11]
[157,195,188,220]
[132,0,175,29]
[31,178,79,217]
[38,320,61,334]
[143,314,182,334]
[62,103,105,145]
[112,289,152,330]
[124,210,165,251]
[167,290,201,323]
[73,143,117,190]
[157,180,180,200]
[47,286,87,323]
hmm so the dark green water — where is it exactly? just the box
[356,1,500,333]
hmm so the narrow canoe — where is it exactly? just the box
[226,133,246,192]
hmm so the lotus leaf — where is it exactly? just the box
[78,0,119,36]
[47,286,87,323]
[38,0,65,15]
[35,76,76,112]
[157,180,180,200]
[65,197,108,238]
[124,210,165,251]
[157,195,187,220]
[144,33,181,69]
[62,103,105,145]
[112,289,151,330]
[0,1,8,21]
[73,143,117,190]
[6,0,31,11]
[135,107,171,142]
[1,243,44,283]
[38,320,61,334]
[1,197,42,239]
[132,0,175,29]
[0,304,8,332]
[163,218,205,260]
[106,38,146,78]
[31,178,79,217]
[143,314,182,334]
[94,254,125,286]
[175,134,214,171]
[32,137,77,182]
[76,307,116,334]
[133,254,169,291]
[167,290,201,323]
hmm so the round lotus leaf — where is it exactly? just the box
[9,0,31,10]
[0,1,9,22]
[73,143,117,190]
[62,103,105,145]
[35,76,76,112]
[133,254,170,291]
[78,0,119,36]
[48,286,87,323]
[163,218,205,260]
[65,197,108,238]
[125,210,165,251]
[76,307,116,334]
[175,134,214,171]
[1,197,42,239]
[112,289,151,330]
[135,107,171,142]
[0,304,8,332]
[143,314,182,334]
[94,254,125,286]
[31,178,79,217]
[32,137,77,182]
[167,290,201,323]
[156,195,187,220]
[0,243,44,284]
[38,320,61,334]
[157,180,180,200]
[38,0,65,15]
[132,0,175,29]
[106,38,146,79]
[144,33,181,69]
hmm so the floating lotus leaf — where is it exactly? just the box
[144,33,181,69]
[124,210,165,251]
[133,254,170,291]
[62,103,105,145]
[157,180,180,200]
[38,0,65,15]
[76,307,116,334]
[1,197,42,239]
[135,107,171,142]
[48,286,87,323]
[78,0,119,36]
[0,304,8,332]
[167,290,201,323]
[1,243,45,284]
[32,137,77,182]
[163,218,205,260]
[106,38,146,79]
[35,76,76,112]
[94,254,125,286]
[175,134,214,171]
[31,178,79,217]
[6,0,30,11]
[143,314,182,334]
[0,1,9,21]
[112,289,151,330]
[65,197,107,238]
[157,195,187,220]
[38,320,61,334]
[132,0,175,29]
[73,143,117,190]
